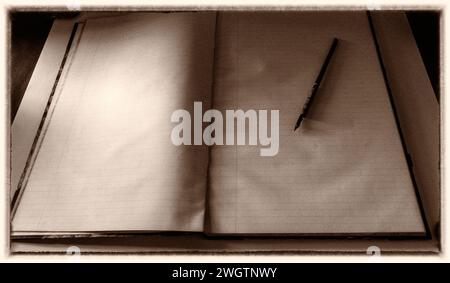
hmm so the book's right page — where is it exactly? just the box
[207,12,426,235]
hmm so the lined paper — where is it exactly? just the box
[13,13,216,232]
[207,12,425,234]
[12,12,426,236]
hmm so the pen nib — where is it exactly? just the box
[294,115,304,132]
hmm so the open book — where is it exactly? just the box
[11,12,427,237]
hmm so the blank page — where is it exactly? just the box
[207,12,426,235]
[13,12,216,233]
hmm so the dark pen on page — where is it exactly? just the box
[294,38,339,131]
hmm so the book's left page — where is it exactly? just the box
[12,12,216,234]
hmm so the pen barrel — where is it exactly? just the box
[294,38,338,131]
[301,83,319,117]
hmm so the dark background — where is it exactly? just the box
[9,11,440,122]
